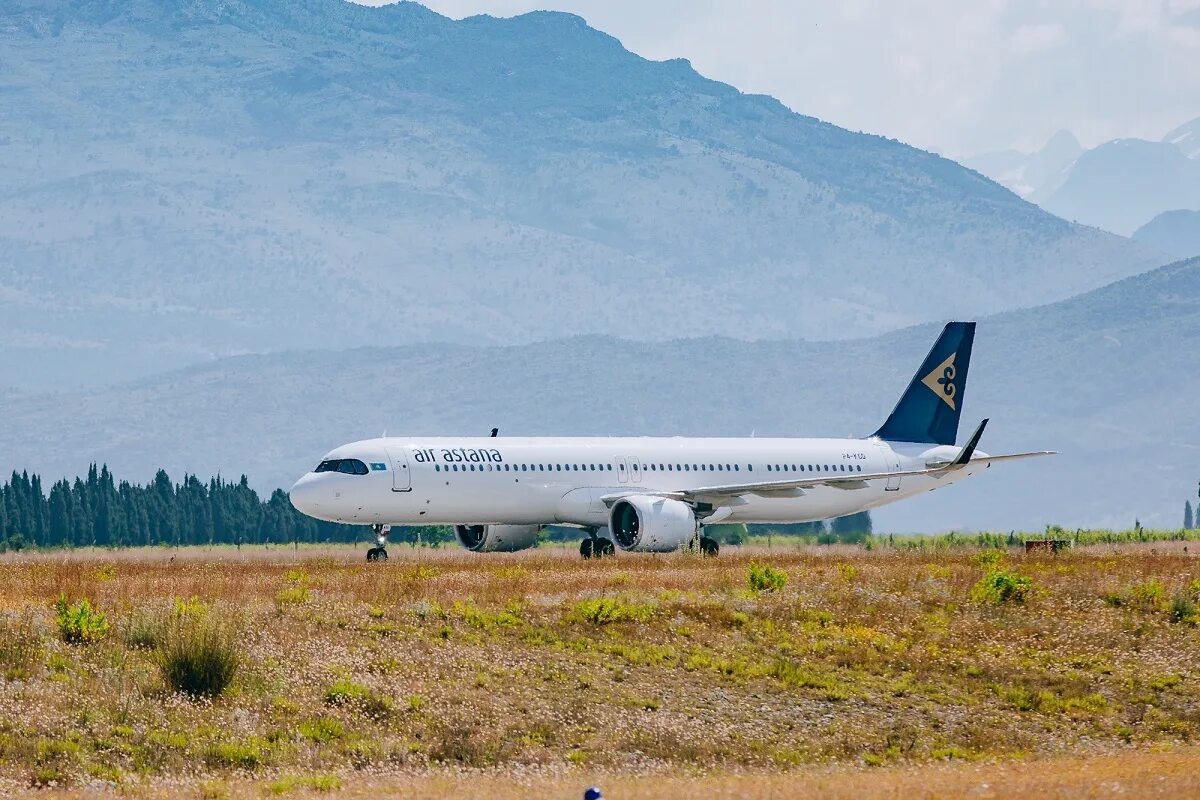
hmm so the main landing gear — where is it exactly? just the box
[692,534,720,557]
[580,530,615,559]
[366,524,389,562]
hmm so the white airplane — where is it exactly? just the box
[290,322,1052,560]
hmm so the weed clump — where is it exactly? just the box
[203,739,263,769]
[323,678,393,719]
[748,562,788,593]
[971,569,1032,605]
[159,618,238,698]
[268,774,341,794]
[124,613,163,650]
[54,595,109,644]
[1129,579,1167,612]
[0,613,43,680]
[569,596,655,625]
[298,717,344,743]
[1168,592,1197,625]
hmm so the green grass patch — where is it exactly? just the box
[298,717,345,743]
[323,678,393,719]
[268,774,342,794]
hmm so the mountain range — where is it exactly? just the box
[968,118,1200,236]
[1,255,1196,533]
[0,0,1159,388]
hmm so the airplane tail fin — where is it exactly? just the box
[872,321,975,445]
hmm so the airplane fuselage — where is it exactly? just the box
[288,435,988,529]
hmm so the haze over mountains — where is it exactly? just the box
[969,117,1200,236]
[1,256,1196,533]
[1133,210,1200,261]
[0,0,1160,388]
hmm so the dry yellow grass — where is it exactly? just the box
[0,543,1197,797]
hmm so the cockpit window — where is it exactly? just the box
[314,459,369,475]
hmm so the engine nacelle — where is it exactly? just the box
[608,496,697,553]
[453,524,541,553]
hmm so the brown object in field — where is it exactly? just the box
[1025,539,1070,553]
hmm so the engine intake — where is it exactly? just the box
[453,524,541,552]
[608,496,696,552]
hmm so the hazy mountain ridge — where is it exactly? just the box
[963,130,1082,198]
[2,257,1196,533]
[1038,139,1200,236]
[1164,116,1200,159]
[969,120,1200,236]
[0,0,1158,387]
[1133,210,1200,260]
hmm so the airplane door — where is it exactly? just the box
[629,458,642,483]
[615,457,629,483]
[876,444,901,491]
[386,447,412,492]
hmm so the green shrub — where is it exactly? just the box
[747,562,788,593]
[54,595,109,644]
[159,619,238,698]
[1168,592,1197,625]
[971,569,1033,605]
[1129,579,1167,612]
[568,597,655,625]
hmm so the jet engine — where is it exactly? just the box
[453,524,541,553]
[608,496,697,553]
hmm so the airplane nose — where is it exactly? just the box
[290,474,321,517]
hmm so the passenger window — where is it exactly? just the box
[684,464,690,472]
[734,465,740,472]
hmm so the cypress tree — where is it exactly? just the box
[48,481,71,547]
[1187,500,1195,531]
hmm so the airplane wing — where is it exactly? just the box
[600,420,1055,508]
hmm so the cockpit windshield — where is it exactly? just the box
[314,459,369,475]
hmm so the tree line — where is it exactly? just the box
[0,465,375,551]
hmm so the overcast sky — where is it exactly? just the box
[361,0,1200,157]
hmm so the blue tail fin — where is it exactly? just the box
[872,322,975,445]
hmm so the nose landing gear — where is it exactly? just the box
[366,524,389,562]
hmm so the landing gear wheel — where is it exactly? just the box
[580,538,595,559]
[367,524,389,562]
[699,536,719,557]
[594,539,615,558]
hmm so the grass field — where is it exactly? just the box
[0,542,1198,798]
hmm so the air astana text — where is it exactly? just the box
[412,448,504,464]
